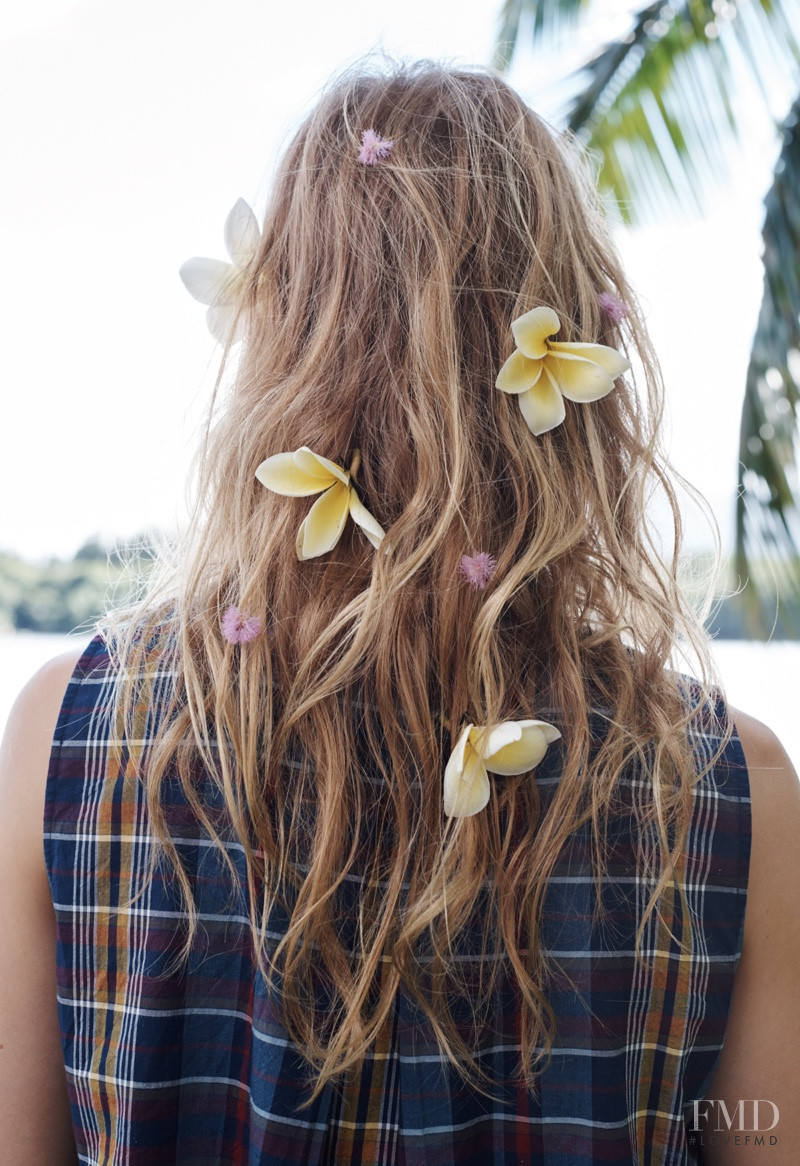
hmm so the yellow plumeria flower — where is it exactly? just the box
[496,306,631,435]
[179,198,261,345]
[255,446,385,561]
[443,719,561,818]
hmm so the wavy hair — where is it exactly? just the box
[109,61,722,1097]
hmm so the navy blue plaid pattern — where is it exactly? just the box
[44,633,750,1164]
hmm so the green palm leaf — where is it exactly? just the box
[494,0,593,69]
[496,0,800,635]
[735,97,800,634]
[505,1,798,223]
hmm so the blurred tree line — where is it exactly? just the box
[0,537,796,639]
[0,537,157,635]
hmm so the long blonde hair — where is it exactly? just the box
[110,61,720,1097]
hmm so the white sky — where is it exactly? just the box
[0,0,791,561]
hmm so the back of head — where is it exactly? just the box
[115,60,714,1094]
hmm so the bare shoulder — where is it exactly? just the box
[699,706,800,1163]
[731,704,798,778]
[6,645,87,729]
[730,704,800,925]
[4,647,86,733]
[0,651,85,1160]
[0,646,87,863]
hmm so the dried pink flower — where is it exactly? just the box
[221,605,262,644]
[358,128,395,166]
[459,552,497,591]
[598,291,628,325]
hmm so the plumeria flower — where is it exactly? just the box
[496,306,631,436]
[357,128,394,165]
[255,446,384,561]
[179,198,261,345]
[221,606,262,644]
[444,719,561,818]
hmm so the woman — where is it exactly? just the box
[1,62,799,1165]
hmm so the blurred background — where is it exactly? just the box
[2,0,800,757]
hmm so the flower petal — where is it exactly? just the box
[482,720,561,776]
[517,371,566,435]
[224,198,261,268]
[206,302,243,346]
[496,350,543,395]
[179,257,237,306]
[548,341,630,380]
[475,721,521,759]
[293,447,349,486]
[256,452,335,496]
[296,481,350,560]
[545,352,614,403]
[348,487,385,549]
[511,306,561,359]
[444,737,491,817]
[447,724,473,776]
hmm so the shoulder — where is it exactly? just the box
[731,705,796,774]
[2,646,87,758]
[10,647,87,719]
[699,707,800,1160]
[728,704,800,973]
[0,647,85,1162]
[0,647,87,879]
[729,705,800,907]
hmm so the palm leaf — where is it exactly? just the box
[735,96,800,633]
[496,1,800,224]
[493,0,593,68]
[496,1,800,635]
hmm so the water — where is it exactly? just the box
[1,632,799,770]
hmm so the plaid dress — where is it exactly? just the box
[44,633,750,1165]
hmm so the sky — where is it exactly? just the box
[0,0,792,562]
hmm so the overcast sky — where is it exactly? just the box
[0,0,790,561]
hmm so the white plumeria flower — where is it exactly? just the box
[496,306,630,435]
[179,198,261,345]
[255,446,385,561]
[443,719,561,818]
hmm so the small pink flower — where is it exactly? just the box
[221,606,262,644]
[598,291,628,325]
[358,128,395,166]
[459,552,497,591]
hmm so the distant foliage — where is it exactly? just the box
[681,553,800,640]
[0,537,157,635]
[1,539,793,639]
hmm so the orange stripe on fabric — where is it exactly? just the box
[635,848,692,1157]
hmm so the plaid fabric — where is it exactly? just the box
[44,633,750,1166]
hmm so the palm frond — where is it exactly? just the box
[569,2,793,222]
[735,96,800,634]
[493,0,594,69]
[496,1,800,634]
[497,1,800,224]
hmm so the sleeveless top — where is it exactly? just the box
[44,632,751,1166]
